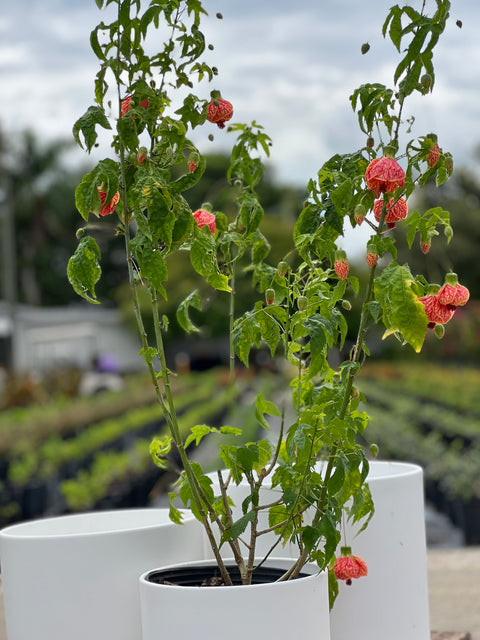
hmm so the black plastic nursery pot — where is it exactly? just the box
[146,563,309,587]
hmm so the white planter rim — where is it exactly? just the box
[140,557,319,592]
[0,508,192,540]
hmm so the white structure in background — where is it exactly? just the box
[0,302,142,375]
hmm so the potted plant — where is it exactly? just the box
[1,1,468,640]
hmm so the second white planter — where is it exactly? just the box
[205,461,430,640]
[330,460,430,640]
[0,508,204,640]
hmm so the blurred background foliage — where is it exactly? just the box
[1,127,479,353]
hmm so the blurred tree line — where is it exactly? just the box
[0,130,304,335]
[1,128,479,353]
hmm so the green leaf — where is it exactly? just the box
[374,262,428,352]
[137,246,168,299]
[238,190,264,235]
[252,440,273,473]
[90,27,105,61]
[268,503,293,540]
[223,510,256,542]
[176,290,202,333]
[257,309,281,356]
[67,236,101,304]
[232,312,260,366]
[147,189,175,249]
[73,106,111,152]
[117,113,139,153]
[168,492,183,525]
[184,424,212,449]
[190,227,231,292]
[150,435,172,468]
[255,394,281,431]
[75,158,119,220]
[303,315,327,377]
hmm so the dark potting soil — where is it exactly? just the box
[147,564,309,587]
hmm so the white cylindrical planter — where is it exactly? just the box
[330,461,430,640]
[0,508,204,640]
[139,558,330,640]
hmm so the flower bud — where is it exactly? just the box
[297,295,308,311]
[265,288,275,306]
[277,261,289,277]
[420,73,433,93]
[342,299,352,311]
[366,136,374,148]
[444,225,453,242]
[361,42,370,54]
[76,227,86,239]
[434,324,445,339]
[369,443,379,458]
[420,240,431,255]
[354,204,366,226]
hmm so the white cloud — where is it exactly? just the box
[1,0,479,190]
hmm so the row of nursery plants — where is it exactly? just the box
[60,381,242,511]
[358,362,480,543]
[0,368,259,524]
[0,372,165,455]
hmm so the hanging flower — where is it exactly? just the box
[366,251,378,268]
[334,547,368,585]
[373,197,408,227]
[354,204,366,226]
[418,294,456,328]
[193,209,216,235]
[334,251,349,280]
[420,240,431,254]
[121,95,149,118]
[437,274,470,307]
[96,187,120,217]
[207,98,233,129]
[427,142,441,168]
[365,156,405,198]
[137,148,147,165]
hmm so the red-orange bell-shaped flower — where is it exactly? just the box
[207,99,233,129]
[365,156,405,198]
[193,209,216,235]
[334,548,368,585]
[373,197,408,227]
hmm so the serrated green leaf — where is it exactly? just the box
[176,290,202,333]
[184,425,212,448]
[303,315,327,378]
[223,510,256,542]
[117,112,139,153]
[150,435,172,468]
[252,440,273,473]
[67,236,101,304]
[90,27,105,61]
[374,262,428,352]
[255,393,281,431]
[148,189,175,249]
[257,309,281,356]
[232,313,260,366]
[190,227,230,292]
[73,105,111,152]
[168,492,183,525]
[136,246,168,299]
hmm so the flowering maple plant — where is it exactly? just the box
[68,0,466,602]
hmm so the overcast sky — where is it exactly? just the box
[1,0,479,191]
